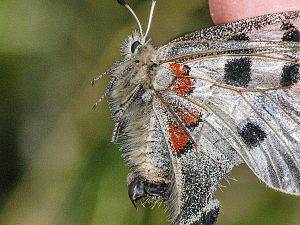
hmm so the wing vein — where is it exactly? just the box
[156,93,199,152]
[263,92,300,128]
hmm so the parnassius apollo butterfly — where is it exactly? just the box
[92,1,300,224]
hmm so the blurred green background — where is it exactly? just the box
[0,0,299,224]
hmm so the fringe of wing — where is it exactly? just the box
[170,11,300,42]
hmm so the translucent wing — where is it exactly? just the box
[160,41,299,90]
[152,95,241,225]
[157,10,300,196]
[195,87,300,195]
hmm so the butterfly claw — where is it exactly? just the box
[126,172,169,209]
[127,173,147,209]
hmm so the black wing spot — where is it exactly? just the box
[280,22,299,42]
[281,63,300,86]
[224,57,252,87]
[200,207,220,225]
[188,207,219,225]
[282,29,300,42]
[239,122,266,148]
[177,141,194,157]
[229,33,250,41]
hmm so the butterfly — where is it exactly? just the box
[92,1,300,224]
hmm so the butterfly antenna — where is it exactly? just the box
[143,0,156,41]
[117,0,143,36]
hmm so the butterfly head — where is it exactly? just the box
[114,0,161,94]
[120,30,146,59]
[91,0,158,108]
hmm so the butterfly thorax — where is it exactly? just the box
[110,36,181,112]
[109,33,173,184]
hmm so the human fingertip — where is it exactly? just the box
[209,0,300,24]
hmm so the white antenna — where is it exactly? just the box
[117,0,143,36]
[143,0,157,42]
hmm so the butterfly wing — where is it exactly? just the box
[171,10,300,42]
[157,10,300,197]
[198,88,300,194]
[152,94,241,225]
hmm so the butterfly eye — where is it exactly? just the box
[131,41,141,53]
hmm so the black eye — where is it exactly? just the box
[131,41,141,53]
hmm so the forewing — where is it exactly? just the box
[171,11,300,42]
[159,11,299,92]
[160,40,299,90]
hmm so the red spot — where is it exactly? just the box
[168,123,191,155]
[170,63,187,76]
[169,63,194,96]
[177,108,202,127]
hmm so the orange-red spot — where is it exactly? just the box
[177,108,201,127]
[169,63,193,96]
[170,63,187,76]
[168,123,190,155]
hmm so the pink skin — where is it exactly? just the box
[209,0,300,24]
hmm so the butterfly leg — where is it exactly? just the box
[111,84,142,143]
